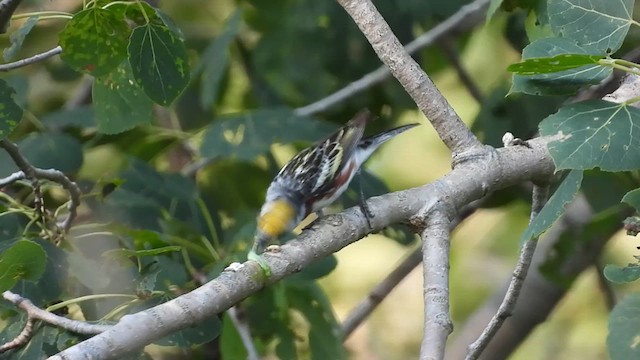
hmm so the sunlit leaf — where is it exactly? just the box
[539,100,640,171]
[59,7,131,76]
[93,61,153,134]
[510,37,610,96]
[622,188,640,212]
[128,22,190,105]
[508,54,604,75]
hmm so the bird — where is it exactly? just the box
[248,110,419,274]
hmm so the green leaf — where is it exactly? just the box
[59,7,131,76]
[106,246,182,260]
[197,9,242,109]
[608,293,640,360]
[200,108,335,161]
[548,0,633,53]
[0,240,47,292]
[156,312,221,347]
[539,100,640,171]
[3,16,38,62]
[14,325,45,360]
[508,54,604,75]
[19,133,84,173]
[128,22,190,105]
[93,61,153,134]
[510,37,611,96]
[289,255,338,282]
[520,170,583,243]
[604,264,640,284]
[0,79,23,139]
[623,189,640,211]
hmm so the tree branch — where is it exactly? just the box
[335,0,484,156]
[295,0,489,117]
[465,183,549,359]
[50,136,555,359]
[419,208,454,359]
[0,46,62,72]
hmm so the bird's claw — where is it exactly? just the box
[359,199,374,229]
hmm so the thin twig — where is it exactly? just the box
[295,0,489,117]
[465,184,550,360]
[227,306,260,360]
[0,46,62,72]
[0,290,110,354]
[0,140,81,234]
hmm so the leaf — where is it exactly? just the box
[510,37,611,96]
[93,61,153,134]
[520,170,583,243]
[608,293,640,360]
[548,0,633,53]
[14,325,45,360]
[288,255,338,282]
[623,189,640,212]
[128,22,190,105]
[59,7,131,76]
[539,100,640,171]
[0,79,23,139]
[508,54,604,75]
[0,240,47,292]
[67,251,110,290]
[200,108,336,161]
[604,264,640,284]
[197,9,242,109]
[3,16,38,62]
[19,133,84,173]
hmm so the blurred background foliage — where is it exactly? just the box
[0,0,639,359]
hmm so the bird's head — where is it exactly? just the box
[253,198,299,253]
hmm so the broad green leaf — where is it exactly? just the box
[128,22,190,105]
[0,79,23,139]
[0,240,47,292]
[59,7,131,76]
[93,61,153,134]
[3,16,38,62]
[510,37,610,96]
[19,133,84,173]
[520,170,583,243]
[289,255,338,282]
[220,313,249,360]
[608,293,640,360]
[42,106,95,130]
[198,9,242,109]
[17,239,69,306]
[623,189,640,211]
[155,310,221,346]
[539,100,640,171]
[14,324,45,360]
[548,0,633,53]
[200,109,335,161]
[136,262,161,297]
[604,264,640,284]
[508,54,604,75]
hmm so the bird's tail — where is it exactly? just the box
[358,123,420,150]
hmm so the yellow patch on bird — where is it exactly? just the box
[258,200,296,238]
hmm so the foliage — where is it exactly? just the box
[0,0,638,358]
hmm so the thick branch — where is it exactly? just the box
[420,209,453,359]
[336,0,483,155]
[51,137,555,359]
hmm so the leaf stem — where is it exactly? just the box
[46,294,138,313]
